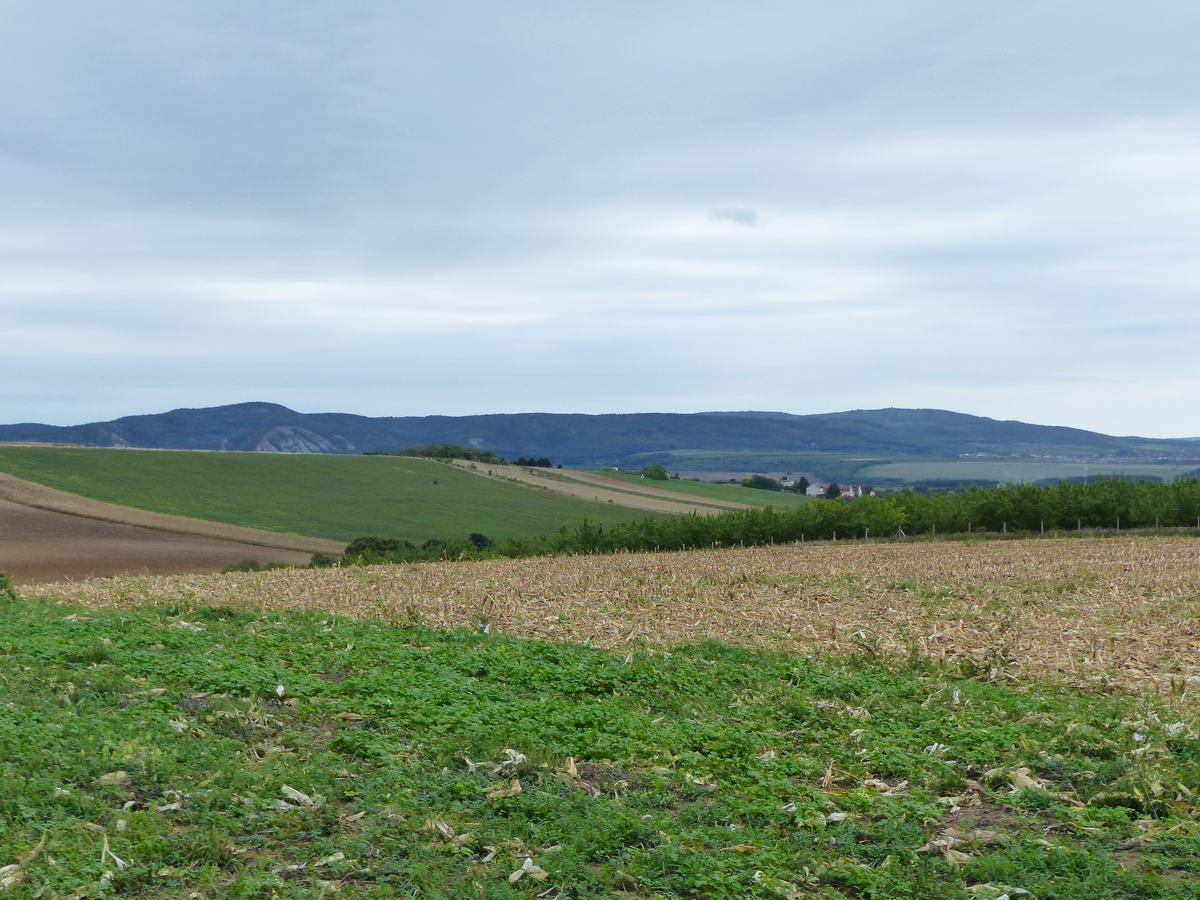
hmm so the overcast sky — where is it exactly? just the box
[2,2,1198,436]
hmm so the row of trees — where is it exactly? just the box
[341,476,1200,565]
[512,457,554,468]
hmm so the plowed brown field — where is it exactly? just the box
[0,499,316,582]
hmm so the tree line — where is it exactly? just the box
[363,444,557,467]
[341,476,1200,565]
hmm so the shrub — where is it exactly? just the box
[742,474,783,491]
[512,457,553,467]
[0,570,17,602]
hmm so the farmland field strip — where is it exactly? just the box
[443,460,729,515]
[511,467,747,510]
[0,446,658,542]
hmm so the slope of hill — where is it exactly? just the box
[3,402,1198,470]
[0,446,659,543]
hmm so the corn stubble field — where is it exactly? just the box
[6,536,1200,898]
[34,536,1200,696]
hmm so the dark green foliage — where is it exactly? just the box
[343,536,417,557]
[3,597,1198,898]
[741,474,783,491]
[467,532,494,550]
[0,569,17,602]
[823,482,842,499]
[512,457,553,467]
[639,464,669,480]
[398,443,504,463]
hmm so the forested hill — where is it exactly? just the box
[2,402,1198,467]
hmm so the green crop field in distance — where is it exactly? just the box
[599,471,813,508]
[0,446,658,543]
[858,459,1200,484]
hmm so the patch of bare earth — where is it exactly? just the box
[0,499,316,583]
[0,472,342,555]
[29,536,1200,697]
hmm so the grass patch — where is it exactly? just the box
[3,594,1198,897]
[0,447,657,543]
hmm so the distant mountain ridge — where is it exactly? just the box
[2,402,1198,469]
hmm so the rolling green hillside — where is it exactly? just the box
[0,447,657,543]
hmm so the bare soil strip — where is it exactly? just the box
[34,535,1200,697]
[0,499,315,583]
[0,472,343,555]
[448,460,753,514]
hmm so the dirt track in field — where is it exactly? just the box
[448,461,754,514]
[0,499,316,583]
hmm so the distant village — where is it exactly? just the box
[776,476,877,499]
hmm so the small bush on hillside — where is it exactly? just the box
[742,474,783,491]
[0,570,18,602]
[344,536,416,557]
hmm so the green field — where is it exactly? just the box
[0,447,656,543]
[4,592,1198,898]
[600,471,813,509]
[858,460,1200,485]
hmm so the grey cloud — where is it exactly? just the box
[2,1,1200,435]
[709,207,761,227]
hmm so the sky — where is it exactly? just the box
[2,2,1198,436]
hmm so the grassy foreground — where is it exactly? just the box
[0,447,653,543]
[3,594,1199,898]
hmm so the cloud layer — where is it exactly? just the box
[2,1,1198,435]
